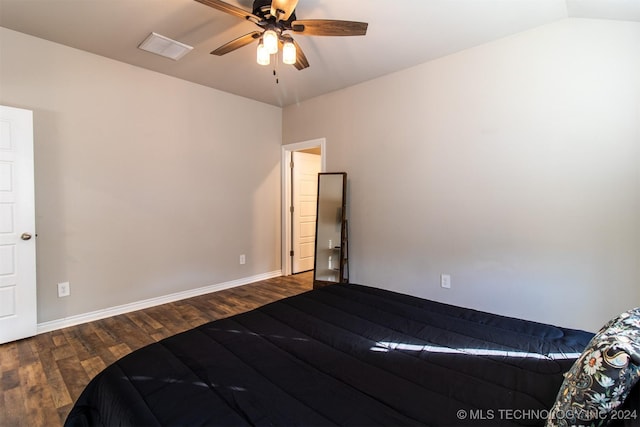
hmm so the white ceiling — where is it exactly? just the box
[1,0,639,107]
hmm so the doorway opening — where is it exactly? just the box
[281,138,326,276]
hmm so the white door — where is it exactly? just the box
[292,152,321,273]
[0,105,37,344]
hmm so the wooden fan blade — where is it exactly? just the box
[211,31,261,55]
[270,0,299,21]
[194,0,260,23]
[291,19,368,36]
[292,39,309,70]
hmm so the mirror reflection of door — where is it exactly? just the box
[292,151,321,273]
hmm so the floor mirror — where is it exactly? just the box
[313,172,348,288]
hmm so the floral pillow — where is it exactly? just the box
[546,308,640,427]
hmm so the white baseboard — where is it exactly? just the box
[37,270,283,335]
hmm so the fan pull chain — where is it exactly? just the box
[273,51,279,84]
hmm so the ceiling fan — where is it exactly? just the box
[195,0,368,70]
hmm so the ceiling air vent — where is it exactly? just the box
[138,32,193,61]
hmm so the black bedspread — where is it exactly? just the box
[65,284,595,426]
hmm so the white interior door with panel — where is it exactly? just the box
[0,105,37,344]
[292,152,321,273]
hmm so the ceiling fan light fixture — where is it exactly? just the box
[257,40,270,65]
[282,40,297,65]
[263,29,279,54]
[198,0,368,72]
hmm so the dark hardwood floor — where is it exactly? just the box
[0,272,313,427]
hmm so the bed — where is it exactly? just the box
[65,283,639,426]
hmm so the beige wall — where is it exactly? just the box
[0,27,282,323]
[2,17,638,332]
[284,18,640,331]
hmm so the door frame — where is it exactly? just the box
[281,138,326,276]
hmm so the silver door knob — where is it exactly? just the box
[21,233,32,241]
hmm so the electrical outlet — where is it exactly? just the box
[58,281,70,298]
[239,254,246,265]
[440,274,451,289]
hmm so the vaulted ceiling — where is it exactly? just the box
[1,0,639,106]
